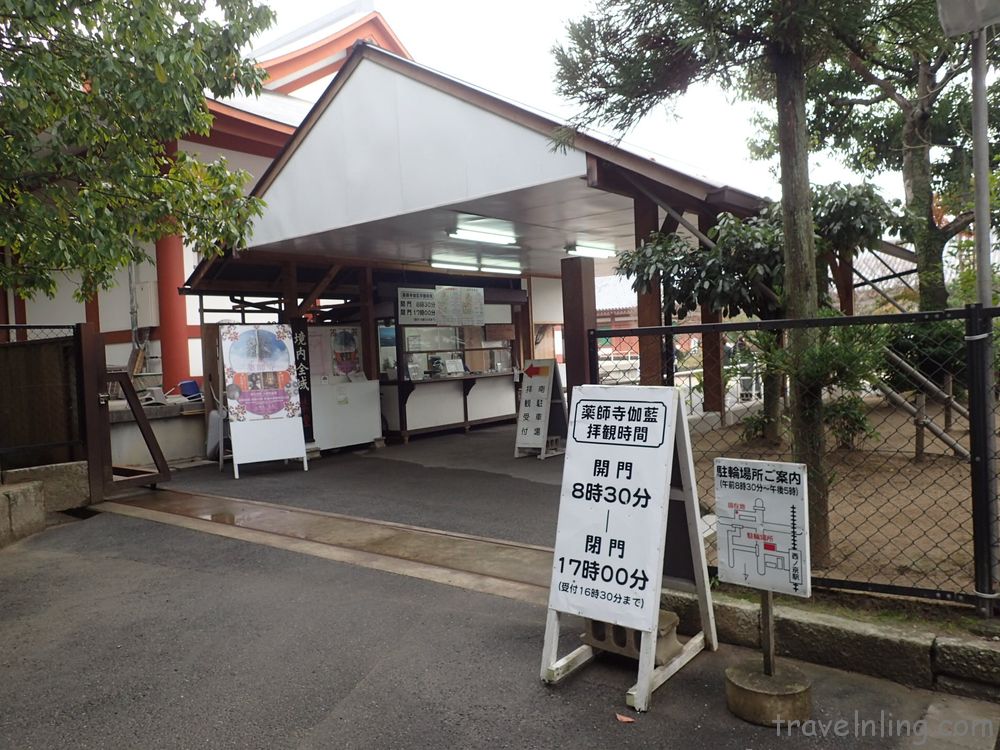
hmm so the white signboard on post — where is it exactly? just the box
[548,387,677,631]
[714,458,810,597]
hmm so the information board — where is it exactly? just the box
[220,324,308,478]
[514,359,566,456]
[435,286,484,326]
[398,287,437,325]
[548,386,677,632]
[714,458,810,597]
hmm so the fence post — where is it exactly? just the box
[587,329,599,385]
[914,393,925,462]
[944,373,954,433]
[965,303,998,616]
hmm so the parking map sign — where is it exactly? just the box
[714,458,811,597]
[548,385,679,632]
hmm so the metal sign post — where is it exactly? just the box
[714,457,811,724]
[540,385,716,711]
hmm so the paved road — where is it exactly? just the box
[2,512,993,749]
[169,427,562,547]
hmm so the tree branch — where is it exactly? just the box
[844,51,912,112]
[941,211,974,239]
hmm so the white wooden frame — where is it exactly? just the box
[539,397,716,712]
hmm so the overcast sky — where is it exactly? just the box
[257,0,902,202]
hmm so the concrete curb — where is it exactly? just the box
[663,590,1000,702]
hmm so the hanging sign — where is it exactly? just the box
[219,323,308,478]
[714,458,810,597]
[514,359,567,459]
[434,285,484,326]
[398,287,437,325]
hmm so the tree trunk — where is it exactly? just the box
[772,40,831,567]
[903,61,949,311]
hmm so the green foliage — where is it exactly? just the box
[0,0,274,300]
[553,0,876,133]
[884,320,966,392]
[823,394,878,450]
[616,183,894,319]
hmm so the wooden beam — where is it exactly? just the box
[561,256,597,408]
[296,263,342,316]
[280,261,298,323]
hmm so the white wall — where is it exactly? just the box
[23,272,86,325]
[530,277,563,325]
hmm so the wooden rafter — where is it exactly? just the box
[296,263,342,316]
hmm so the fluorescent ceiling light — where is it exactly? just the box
[568,244,616,259]
[480,265,522,275]
[448,228,517,245]
[431,261,481,271]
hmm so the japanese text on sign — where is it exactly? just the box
[714,457,811,598]
[398,288,437,325]
[549,385,681,632]
[572,399,667,448]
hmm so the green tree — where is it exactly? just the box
[0,0,274,300]
[617,183,893,447]
[752,0,1000,310]
[553,0,904,565]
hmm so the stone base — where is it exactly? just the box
[0,481,46,548]
[581,611,683,667]
[725,660,812,727]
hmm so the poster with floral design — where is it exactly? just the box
[220,324,302,422]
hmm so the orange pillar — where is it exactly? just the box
[155,233,190,392]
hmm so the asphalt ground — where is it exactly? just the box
[168,426,563,547]
[1,512,984,750]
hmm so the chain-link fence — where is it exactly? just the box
[590,307,999,607]
[0,325,84,471]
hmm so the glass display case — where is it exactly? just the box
[378,317,517,441]
[379,323,513,381]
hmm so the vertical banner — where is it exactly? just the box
[290,319,313,442]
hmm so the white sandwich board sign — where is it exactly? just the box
[219,324,309,479]
[713,458,810,597]
[514,359,567,459]
[541,384,716,711]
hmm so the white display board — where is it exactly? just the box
[397,286,485,326]
[514,359,567,459]
[398,287,437,325]
[548,387,676,631]
[541,384,716,712]
[714,458,810,597]
[220,324,308,479]
[434,285,484,326]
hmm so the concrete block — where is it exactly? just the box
[935,675,1000,703]
[715,597,761,649]
[775,606,936,688]
[661,590,700,635]
[935,636,1000,688]
[0,494,11,547]
[2,461,89,511]
[3,481,45,541]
